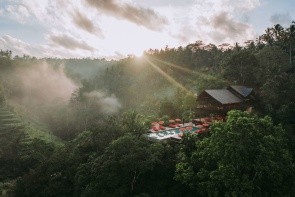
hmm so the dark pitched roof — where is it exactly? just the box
[230,85,253,98]
[205,89,243,104]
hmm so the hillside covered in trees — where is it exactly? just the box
[0,23,295,196]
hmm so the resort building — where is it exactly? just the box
[196,85,255,115]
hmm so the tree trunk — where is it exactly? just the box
[131,170,137,193]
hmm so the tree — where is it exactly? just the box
[255,46,294,123]
[159,99,178,118]
[81,134,164,196]
[122,110,149,137]
[255,45,290,84]
[175,110,295,196]
[259,23,295,67]
[15,147,78,197]
[223,49,258,85]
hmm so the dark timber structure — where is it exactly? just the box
[196,86,255,116]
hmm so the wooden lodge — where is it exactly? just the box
[196,85,255,115]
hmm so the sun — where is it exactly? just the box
[133,50,144,58]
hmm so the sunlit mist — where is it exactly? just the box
[151,57,229,84]
[143,56,191,93]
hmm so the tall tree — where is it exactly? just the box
[223,49,258,85]
[81,134,164,196]
[175,110,295,196]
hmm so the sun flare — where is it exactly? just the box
[133,50,144,58]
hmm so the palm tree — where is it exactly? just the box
[287,22,295,66]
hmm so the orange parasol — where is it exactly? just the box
[179,127,186,132]
[186,126,193,131]
[169,124,176,128]
[158,121,164,125]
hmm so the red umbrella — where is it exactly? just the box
[175,119,181,122]
[158,121,164,125]
[203,123,209,127]
[186,126,193,131]
[152,127,158,132]
[169,120,175,123]
[197,130,202,133]
[151,122,158,125]
[179,127,186,132]
[204,117,211,122]
[169,124,176,128]
[196,124,203,129]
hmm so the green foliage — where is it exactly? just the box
[81,134,164,196]
[0,179,16,197]
[0,106,57,197]
[0,82,5,106]
[159,99,178,117]
[255,46,290,84]
[122,110,149,137]
[15,147,78,197]
[175,110,295,196]
[259,22,295,67]
[223,50,258,85]
[193,74,228,93]
[255,46,295,124]
[159,89,197,120]
[20,139,55,169]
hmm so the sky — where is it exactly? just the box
[0,0,294,59]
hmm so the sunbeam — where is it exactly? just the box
[150,57,229,84]
[143,57,192,94]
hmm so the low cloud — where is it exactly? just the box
[84,91,121,115]
[85,0,168,31]
[49,34,95,51]
[211,12,249,37]
[270,13,293,26]
[0,35,34,56]
[4,62,77,108]
[209,12,253,43]
[71,9,104,37]
[0,35,97,58]
[168,0,259,45]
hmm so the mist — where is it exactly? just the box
[9,61,77,107]
[84,91,122,115]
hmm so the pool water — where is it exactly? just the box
[146,126,201,140]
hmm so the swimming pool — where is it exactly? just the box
[146,126,201,141]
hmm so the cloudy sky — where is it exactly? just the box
[0,0,294,58]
